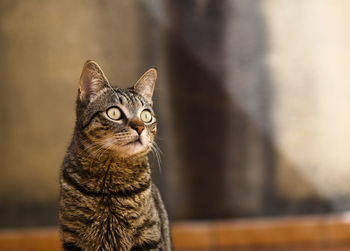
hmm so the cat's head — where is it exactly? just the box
[75,60,157,160]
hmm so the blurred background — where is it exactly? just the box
[1,0,350,236]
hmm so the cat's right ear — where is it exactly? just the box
[79,60,109,104]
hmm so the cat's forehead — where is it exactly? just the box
[105,88,148,108]
[89,87,151,114]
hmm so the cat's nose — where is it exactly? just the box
[134,125,144,135]
[130,120,145,135]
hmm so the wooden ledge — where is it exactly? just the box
[1,213,350,250]
[172,213,350,250]
[0,228,60,251]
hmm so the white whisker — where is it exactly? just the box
[150,141,162,172]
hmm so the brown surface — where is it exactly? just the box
[0,228,61,251]
[1,214,350,250]
[172,214,350,250]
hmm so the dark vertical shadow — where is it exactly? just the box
[164,0,233,219]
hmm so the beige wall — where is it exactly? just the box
[262,0,350,202]
[0,0,142,205]
[224,0,350,207]
[2,0,350,226]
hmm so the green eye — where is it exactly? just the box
[106,107,122,120]
[140,110,153,123]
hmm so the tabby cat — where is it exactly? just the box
[59,61,172,251]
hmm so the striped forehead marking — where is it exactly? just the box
[115,89,144,106]
[89,87,146,108]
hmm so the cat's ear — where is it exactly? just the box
[133,68,157,105]
[79,60,109,104]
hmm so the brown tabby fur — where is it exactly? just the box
[59,61,172,251]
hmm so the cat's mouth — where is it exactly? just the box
[126,136,142,146]
[111,135,150,157]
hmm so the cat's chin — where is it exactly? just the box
[112,141,150,159]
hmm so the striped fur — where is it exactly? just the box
[59,61,172,251]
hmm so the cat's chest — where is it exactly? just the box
[88,193,149,226]
[82,195,149,250]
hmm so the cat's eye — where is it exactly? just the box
[106,107,122,120]
[140,110,153,123]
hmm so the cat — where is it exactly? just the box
[59,60,172,251]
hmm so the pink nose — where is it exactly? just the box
[134,125,144,135]
[130,120,145,135]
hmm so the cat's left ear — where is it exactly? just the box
[134,68,157,105]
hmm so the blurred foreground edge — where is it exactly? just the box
[1,213,350,250]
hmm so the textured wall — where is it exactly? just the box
[152,0,350,218]
[0,0,144,227]
[1,0,350,228]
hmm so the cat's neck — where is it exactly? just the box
[68,138,151,178]
[64,139,151,195]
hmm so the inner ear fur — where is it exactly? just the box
[79,60,109,104]
[133,68,157,105]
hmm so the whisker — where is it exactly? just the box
[153,141,163,154]
[150,142,162,172]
